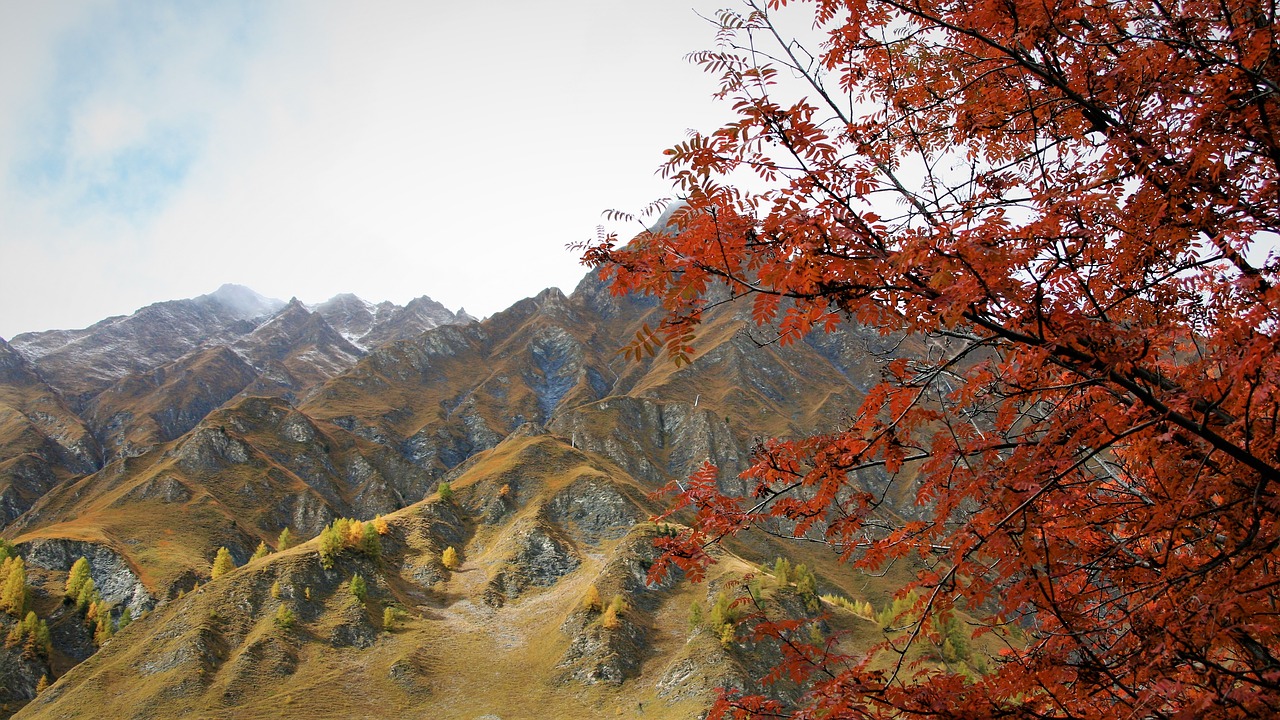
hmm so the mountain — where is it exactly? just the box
[7,285,284,411]
[82,346,260,461]
[13,431,945,720]
[313,293,474,350]
[230,298,366,403]
[0,339,101,525]
[0,272,942,718]
[2,288,474,470]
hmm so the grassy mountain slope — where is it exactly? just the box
[16,433,965,720]
[7,396,432,599]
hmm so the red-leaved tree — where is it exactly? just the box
[583,0,1280,717]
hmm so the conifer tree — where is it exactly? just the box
[94,614,113,645]
[383,606,398,631]
[772,557,792,585]
[601,603,622,630]
[793,563,817,609]
[274,603,296,629]
[582,584,603,613]
[118,606,133,631]
[271,581,283,599]
[441,546,460,570]
[250,541,270,562]
[689,601,704,631]
[35,675,48,694]
[2,556,27,617]
[76,578,98,612]
[318,523,342,569]
[277,527,293,551]
[437,481,453,502]
[350,574,367,602]
[65,557,91,599]
[210,547,235,579]
[359,521,381,560]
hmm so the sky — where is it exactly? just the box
[0,0,734,339]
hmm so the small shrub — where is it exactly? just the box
[437,481,454,502]
[271,581,283,599]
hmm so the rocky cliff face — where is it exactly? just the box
[20,538,155,617]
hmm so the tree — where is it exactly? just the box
[277,527,293,551]
[2,556,27,617]
[583,0,1280,717]
[771,557,791,586]
[250,541,270,562]
[359,521,382,560]
[65,557,91,599]
[582,584,603,613]
[318,523,343,569]
[75,578,98,612]
[601,595,627,630]
[349,574,367,602]
[274,603,296,630]
[436,481,454,503]
[210,547,235,580]
[383,606,404,631]
[441,546,460,571]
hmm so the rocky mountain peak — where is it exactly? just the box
[198,284,285,321]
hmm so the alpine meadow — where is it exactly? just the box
[2,0,1278,719]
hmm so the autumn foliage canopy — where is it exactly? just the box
[583,0,1280,717]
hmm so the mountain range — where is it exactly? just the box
[0,273,958,719]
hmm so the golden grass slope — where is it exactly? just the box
[13,432,992,720]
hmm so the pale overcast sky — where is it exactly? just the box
[0,0,732,338]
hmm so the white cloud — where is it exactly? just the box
[0,0,732,338]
